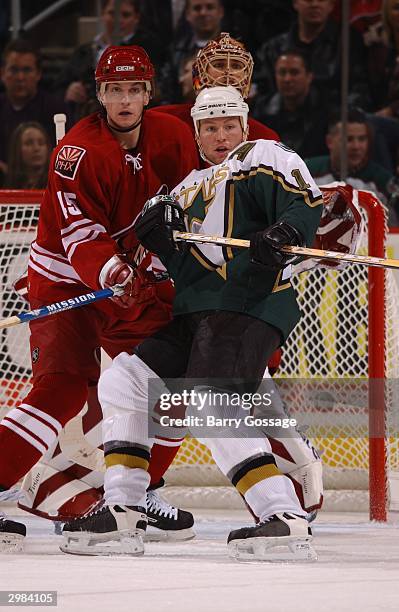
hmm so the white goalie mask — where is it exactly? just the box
[192,33,254,99]
[191,86,249,162]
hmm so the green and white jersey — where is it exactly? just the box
[167,139,323,342]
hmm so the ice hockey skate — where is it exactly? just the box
[60,504,147,556]
[227,513,317,562]
[145,485,195,541]
[0,512,26,552]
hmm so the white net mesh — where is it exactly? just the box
[0,201,37,416]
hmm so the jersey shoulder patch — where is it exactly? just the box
[228,141,256,162]
[54,145,86,180]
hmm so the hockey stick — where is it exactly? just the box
[0,287,123,330]
[173,231,399,270]
[54,113,66,144]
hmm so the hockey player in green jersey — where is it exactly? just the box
[166,93,322,343]
[61,86,322,561]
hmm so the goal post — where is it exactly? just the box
[362,193,386,520]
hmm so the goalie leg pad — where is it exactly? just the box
[269,436,324,512]
[287,459,324,513]
[255,376,323,512]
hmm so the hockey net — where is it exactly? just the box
[165,188,399,520]
[0,188,398,520]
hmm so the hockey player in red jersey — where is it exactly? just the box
[154,32,280,142]
[0,45,198,551]
[15,34,324,528]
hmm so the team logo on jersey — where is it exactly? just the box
[55,145,86,180]
[32,347,40,363]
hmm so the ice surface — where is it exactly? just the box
[0,509,398,612]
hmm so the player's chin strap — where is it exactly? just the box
[98,104,145,134]
[107,114,143,133]
[196,134,213,165]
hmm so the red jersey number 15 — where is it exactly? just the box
[57,191,81,219]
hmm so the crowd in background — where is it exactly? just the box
[1,0,399,224]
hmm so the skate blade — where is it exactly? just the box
[60,529,144,556]
[145,526,195,542]
[0,533,25,553]
[228,535,317,563]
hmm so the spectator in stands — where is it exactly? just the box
[172,0,225,81]
[306,108,395,222]
[0,39,69,166]
[158,0,227,104]
[141,0,279,57]
[366,112,399,173]
[0,3,10,57]
[177,51,198,103]
[387,150,399,222]
[54,0,165,118]
[253,48,328,158]
[367,0,399,116]
[216,0,295,55]
[255,0,371,109]
[140,0,188,48]
[4,121,51,189]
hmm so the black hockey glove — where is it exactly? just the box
[250,221,304,271]
[134,194,186,258]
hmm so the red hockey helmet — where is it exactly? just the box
[95,45,154,92]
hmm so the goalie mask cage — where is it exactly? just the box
[0,188,397,521]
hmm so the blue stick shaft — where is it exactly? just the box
[17,288,115,324]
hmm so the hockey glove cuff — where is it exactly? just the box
[99,255,157,308]
[250,221,304,271]
[133,194,186,258]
